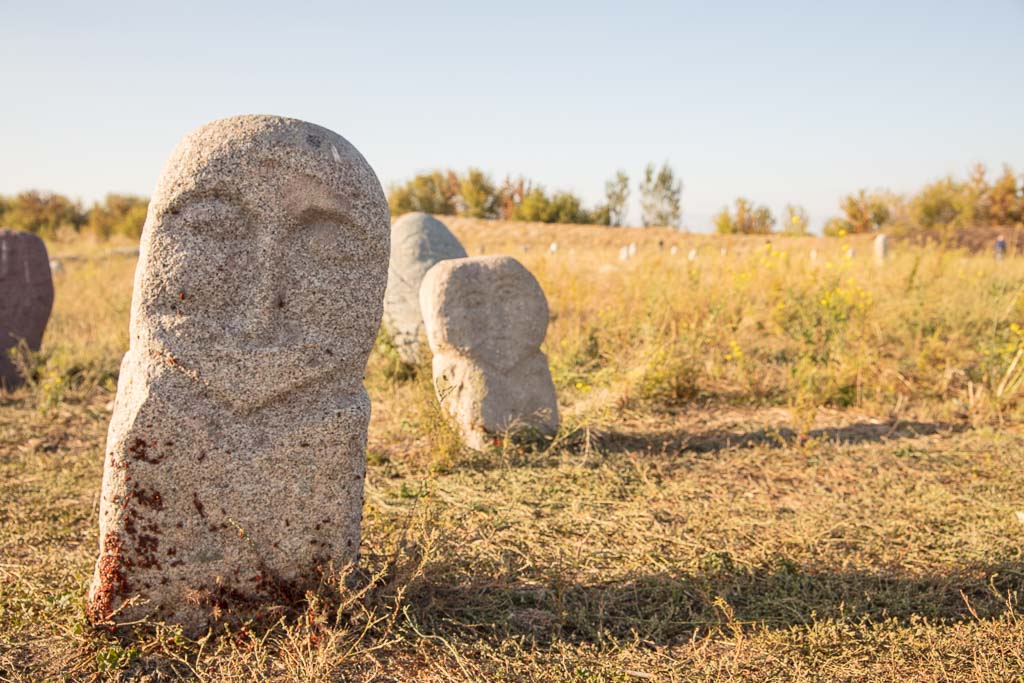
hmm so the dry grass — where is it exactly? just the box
[2,220,1024,681]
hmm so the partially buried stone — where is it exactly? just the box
[0,229,54,389]
[382,212,466,364]
[420,255,558,450]
[874,233,889,264]
[86,115,389,634]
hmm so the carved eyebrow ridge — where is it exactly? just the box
[296,204,351,226]
[163,185,245,217]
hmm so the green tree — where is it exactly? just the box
[588,203,612,226]
[714,198,774,234]
[783,204,809,234]
[837,189,890,233]
[496,175,532,220]
[511,187,553,222]
[457,168,499,218]
[962,162,990,225]
[387,170,458,217]
[547,191,590,224]
[988,164,1022,226]
[639,162,682,227]
[2,191,84,236]
[713,208,734,234]
[511,187,591,224]
[604,170,630,226]
[85,194,149,239]
[822,217,851,237]
[910,178,963,229]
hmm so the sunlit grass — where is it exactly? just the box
[2,221,1023,680]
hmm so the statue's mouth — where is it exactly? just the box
[165,342,350,413]
[469,339,529,373]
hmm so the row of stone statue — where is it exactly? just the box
[0,221,894,396]
[0,224,559,451]
[384,212,559,449]
[0,168,559,460]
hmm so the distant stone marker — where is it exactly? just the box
[874,233,889,264]
[549,241,558,254]
[628,242,638,258]
[0,229,54,389]
[618,245,630,261]
[687,248,698,262]
[996,235,1007,261]
[382,212,466,364]
[420,255,559,450]
[87,115,389,634]
[0,229,54,388]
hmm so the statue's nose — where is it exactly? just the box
[239,231,282,338]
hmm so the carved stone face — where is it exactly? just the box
[133,116,389,411]
[422,256,548,371]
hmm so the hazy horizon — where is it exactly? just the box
[2,0,1022,232]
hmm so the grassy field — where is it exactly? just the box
[3,219,1024,681]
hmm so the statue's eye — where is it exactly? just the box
[298,206,353,231]
[461,291,487,310]
[174,198,246,238]
[297,207,371,263]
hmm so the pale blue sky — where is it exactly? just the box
[1,1,1022,230]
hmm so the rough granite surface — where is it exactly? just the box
[382,212,466,363]
[0,229,54,388]
[420,255,558,450]
[86,115,389,633]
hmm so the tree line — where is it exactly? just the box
[2,163,1019,239]
[0,192,148,239]
[387,164,683,227]
[713,163,1023,236]
[820,163,1023,236]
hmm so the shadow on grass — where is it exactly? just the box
[585,420,969,456]
[402,556,1024,646]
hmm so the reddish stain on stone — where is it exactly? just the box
[135,533,161,569]
[127,437,164,465]
[135,487,164,510]
[86,531,129,625]
[193,493,206,518]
